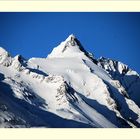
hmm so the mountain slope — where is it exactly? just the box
[0,34,140,128]
[98,57,140,108]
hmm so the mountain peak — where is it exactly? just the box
[0,47,9,56]
[65,34,76,43]
[47,34,81,58]
[0,47,12,66]
[66,34,75,39]
[47,35,97,64]
[47,34,95,61]
[64,34,79,48]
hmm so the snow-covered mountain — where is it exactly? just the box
[0,34,140,128]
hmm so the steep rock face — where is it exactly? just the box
[0,35,140,128]
[98,57,140,107]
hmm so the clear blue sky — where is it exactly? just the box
[0,12,140,73]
